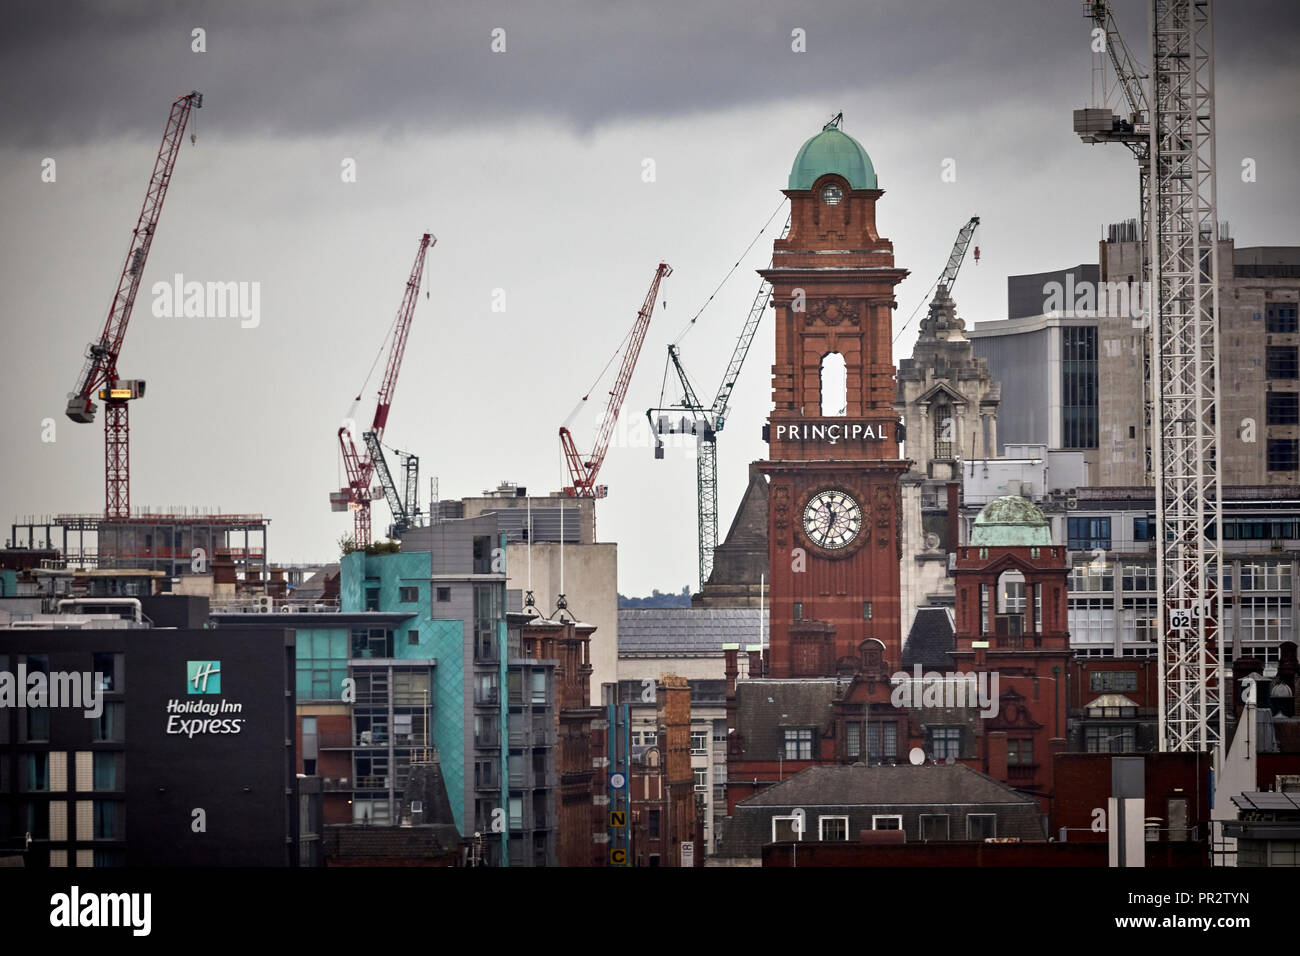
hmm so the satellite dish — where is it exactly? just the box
[908,747,925,766]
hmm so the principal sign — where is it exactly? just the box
[770,420,890,444]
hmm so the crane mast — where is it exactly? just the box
[335,231,435,547]
[561,262,672,499]
[1076,0,1224,752]
[648,215,791,589]
[65,91,202,518]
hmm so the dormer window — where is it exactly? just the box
[821,183,843,205]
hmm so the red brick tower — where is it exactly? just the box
[760,116,909,677]
[950,495,1071,810]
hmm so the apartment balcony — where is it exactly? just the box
[474,732,501,750]
[353,774,392,791]
[475,686,500,707]
[474,775,501,792]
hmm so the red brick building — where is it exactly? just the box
[518,615,602,867]
[758,115,909,676]
[948,495,1071,811]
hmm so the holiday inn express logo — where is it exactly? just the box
[187,660,221,694]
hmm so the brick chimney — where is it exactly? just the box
[212,550,237,586]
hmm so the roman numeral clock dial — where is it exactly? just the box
[802,489,862,550]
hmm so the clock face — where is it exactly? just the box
[802,489,862,550]
[821,183,843,205]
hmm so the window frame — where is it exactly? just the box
[967,813,997,840]
[818,815,850,841]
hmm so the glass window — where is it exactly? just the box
[1085,724,1136,753]
[871,815,902,831]
[436,587,451,602]
[648,809,661,838]
[1068,517,1111,550]
[1133,517,1155,541]
[694,768,708,791]
[1266,346,1299,380]
[920,814,950,842]
[690,730,708,754]
[929,727,961,760]
[1267,439,1299,472]
[93,801,122,840]
[1062,326,1099,449]
[773,816,802,842]
[967,814,997,840]
[24,753,49,792]
[91,703,124,743]
[1007,739,1034,766]
[933,401,954,459]
[783,729,813,760]
[1089,670,1138,692]
[845,723,861,759]
[92,652,122,692]
[1267,303,1299,334]
[819,816,849,841]
[93,752,119,791]
[398,586,419,603]
[1267,391,1300,425]
[866,722,898,761]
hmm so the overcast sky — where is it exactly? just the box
[2,0,1297,598]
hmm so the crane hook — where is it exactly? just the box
[973,246,981,264]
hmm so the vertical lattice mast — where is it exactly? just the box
[1150,0,1225,751]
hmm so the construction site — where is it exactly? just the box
[1,0,1298,901]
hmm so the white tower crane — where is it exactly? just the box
[1075,0,1225,752]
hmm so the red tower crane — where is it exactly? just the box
[560,261,671,498]
[332,232,436,547]
[65,91,203,518]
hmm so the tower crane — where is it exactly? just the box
[1075,0,1224,753]
[647,215,791,589]
[560,262,672,499]
[64,91,202,518]
[331,232,435,547]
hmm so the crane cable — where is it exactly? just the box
[670,197,787,346]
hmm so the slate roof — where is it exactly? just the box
[702,468,770,587]
[734,679,843,758]
[617,607,764,655]
[901,606,956,671]
[715,764,1045,859]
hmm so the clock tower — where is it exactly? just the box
[759,116,909,677]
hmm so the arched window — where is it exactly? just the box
[933,400,954,459]
[820,352,846,417]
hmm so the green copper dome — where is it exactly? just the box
[970,496,1052,547]
[788,116,877,190]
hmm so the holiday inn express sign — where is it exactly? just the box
[165,661,245,736]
